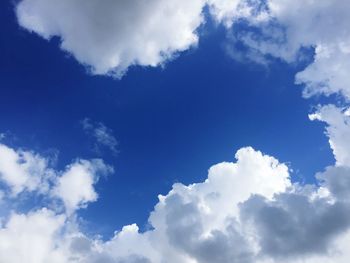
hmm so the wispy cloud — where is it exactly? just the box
[81,118,118,155]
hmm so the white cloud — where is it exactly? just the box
[223,0,350,100]
[267,0,350,100]
[309,105,350,167]
[53,159,113,214]
[296,44,350,99]
[207,0,242,26]
[1,143,291,263]
[0,209,67,263]
[81,118,118,155]
[2,115,350,263]
[15,0,251,77]
[0,143,112,215]
[16,0,208,77]
[0,144,53,196]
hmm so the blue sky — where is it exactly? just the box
[0,1,333,232]
[1,1,350,262]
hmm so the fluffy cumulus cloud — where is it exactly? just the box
[267,0,350,99]
[15,0,247,77]
[0,143,112,212]
[0,209,67,263]
[223,0,350,100]
[0,144,53,196]
[52,159,112,213]
[2,107,350,263]
[15,0,206,77]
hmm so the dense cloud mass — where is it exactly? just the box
[1,105,350,262]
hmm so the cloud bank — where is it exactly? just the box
[1,105,350,263]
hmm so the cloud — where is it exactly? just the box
[1,144,290,262]
[268,0,350,100]
[2,106,350,263]
[222,0,350,100]
[81,118,118,155]
[241,188,350,260]
[207,0,244,26]
[237,105,350,262]
[0,209,67,263]
[309,105,350,166]
[52,159,113,214]
[15,0,248,77]
[0,144,53,196]
[15,0,207,77]
[0,142,112,214]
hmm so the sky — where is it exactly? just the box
[0,0,350,263]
